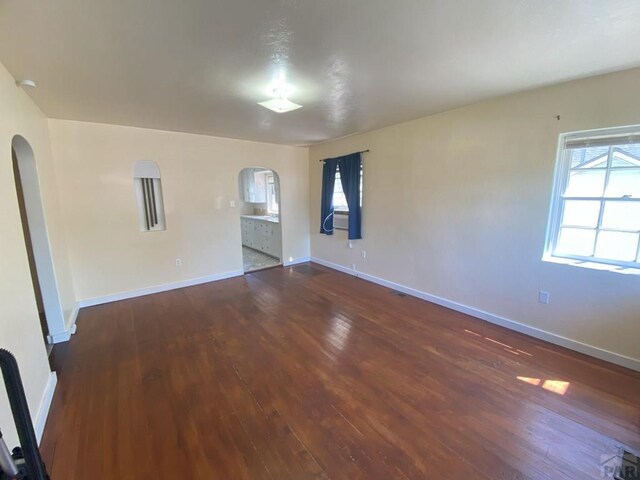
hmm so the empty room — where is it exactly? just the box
[1,1,640,479]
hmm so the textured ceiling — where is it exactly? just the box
[2,0,640,145]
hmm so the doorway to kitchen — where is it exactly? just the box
[238,168,283,273]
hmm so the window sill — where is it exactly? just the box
[542,255,640,275]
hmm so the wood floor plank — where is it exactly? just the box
[40,263,640,479]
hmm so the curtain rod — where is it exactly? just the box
[319,149,369,162]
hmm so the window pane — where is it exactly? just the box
[570,146,609,169]
[604,168,640,198]
[565,170,606,197]
[595,231,639,262]
[333,175,348,210]
[561,200,600,227]
[611,144,640,167]
[333,191,347,207]
[601,201,640,231]
[555,228,596,257]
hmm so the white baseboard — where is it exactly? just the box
[47,330,71,344]
[283,256,311,266]
[310,257,640,372]
[311,257,358,276]
[66,304,79,332]
[78,269,244,308]
[35,372,57,444]
[45,304,80,344]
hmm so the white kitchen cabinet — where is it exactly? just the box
[241,169,267,203]
[241,216,281,260]
[241,218,252,246]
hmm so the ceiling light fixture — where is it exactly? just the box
[258,82,302,113]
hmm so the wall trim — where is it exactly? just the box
[283,256,311,266]
[47,330,71,344]
[77,269,244,308]
[65,303,80,339]
[66,303,79,332]
[310,257,640,372]
[35,372,57,444]
[46,305,79,344]
[311,257,358,276]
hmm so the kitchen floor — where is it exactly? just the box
[242,246,280,272]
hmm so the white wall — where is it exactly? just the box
[0,61,75,447]
[48,120,310,302]
[310,67,640,366]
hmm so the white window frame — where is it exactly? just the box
[266,173,279,214]
[544,125,640,271]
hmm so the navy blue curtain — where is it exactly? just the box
[337,153,362,240]
[319,158,338,235]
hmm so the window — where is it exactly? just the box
[332,167,348,212]
[332,164,363,229]
[545,126,640,270]
[133,160,166,231]
[266,173,279,214]
[319,154,363,238]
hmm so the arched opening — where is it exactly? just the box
[133,160,166,231]
[11,135,66,348]
[237,168,283,272]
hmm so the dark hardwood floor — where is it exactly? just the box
[41,263,640,479]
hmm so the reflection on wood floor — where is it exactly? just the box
[41,263,640,479]
[242,246,280,272]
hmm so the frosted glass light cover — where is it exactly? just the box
[258,98,303,113]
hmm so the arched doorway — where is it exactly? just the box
[12,135,66,348]
[237,168,283,272]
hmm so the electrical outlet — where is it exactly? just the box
[229,200,235,208]
[361,250,366,259]
[175,259,182,267]
[539,290,550,304]
[351,263,356,270]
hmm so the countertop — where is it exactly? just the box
[241,215,280,224]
